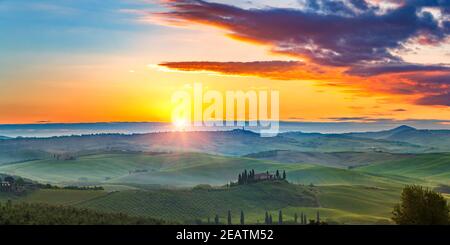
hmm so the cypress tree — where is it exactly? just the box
[282,170,286,180]
[227,210,232,225]
[244,169,248,184]
[265,211,269,225]
[278,210,283,225]
[316,210,320,223]
[269,214,272,224]
[276,170,280,179]
[294,213,298,224]
[214,214,219,225]
[238,173,242,185]
[240,210,245,225]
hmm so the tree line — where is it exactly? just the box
[0,201,172,225]
[237,169,286,185]
[205,209,326,225]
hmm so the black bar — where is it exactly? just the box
[1,225,449,243]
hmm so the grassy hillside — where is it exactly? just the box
[75,181,319,223]
[20,189,107,205]
[245,150,414,168]
[0,201,169,225]
[0,149,444,225]
[0,152,419,187]
[357,153,450,185]
[317,185,400,223]
[6,182,395,224]
[0,179,407,224]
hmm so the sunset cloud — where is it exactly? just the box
[158,0,449,66]
[156,0,450,106]
[159,61,343,80]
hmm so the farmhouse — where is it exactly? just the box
[254,172,274,181]
[0,181,12,192]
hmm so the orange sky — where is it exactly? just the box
[0,0,449,124]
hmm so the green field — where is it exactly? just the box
[0,152,423,187]
[0,181,401,224]
[0,150,448,224]
[245,150,415,168]
[357,153,450,185]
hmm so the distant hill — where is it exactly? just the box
[346,125,450,151]
[0,129,434,165]
[245,150,415,168]
[0,136,10,140]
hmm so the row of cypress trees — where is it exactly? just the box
[210,210,321,225]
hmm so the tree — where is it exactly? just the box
[244,169,248,184]
[15,177,25,186]
[392,185,449,225]
[240,210,245,225]
[265,211,269,225]
[227,210,232,225]
[269,214,272,224]
[294,213,298,224]
[238,174,242,185]
[278,210,283,225]
[275,170,280,179]
[214,214,220,225]
[248,169,255,183]
[282,170,286,180]
[316,210,320,223]
[4,176,14,183]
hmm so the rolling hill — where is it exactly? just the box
[245,150,415,168]
[356,153,450,185]
[0,126,448,225]
[0,152,419,187]
[75,181,319,224]
[4,181,399,224]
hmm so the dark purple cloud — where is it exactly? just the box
[325,116,370,121]
[157,0,450,106]
[416,92,450,106]
[159,0,449,66]
[346,63,450,76]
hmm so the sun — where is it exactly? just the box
[173,118,188,130]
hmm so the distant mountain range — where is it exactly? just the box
[345,125,450,151]
[0,126,449,165]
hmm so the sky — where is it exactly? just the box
[0,0,449,127]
